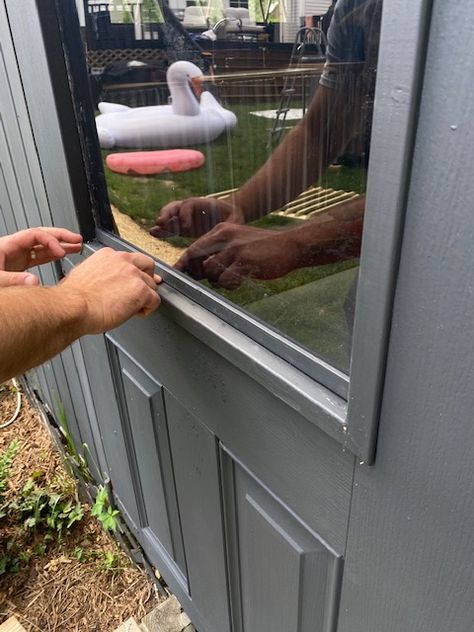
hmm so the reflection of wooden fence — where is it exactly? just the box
[86,43,324,74]
[87,48,167,70]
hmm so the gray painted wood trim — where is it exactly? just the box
[88,234,348,446]
[97,230,349,399]
[347,0,433,463]
[339,3,474,627]
[165,393,232,632]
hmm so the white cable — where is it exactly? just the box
[0,378,22,429]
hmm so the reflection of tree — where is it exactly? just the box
[122,9,134,23]
[250,0,284,24]
[155,0,209,71]
[141,0,163,23]
[194,0,223,26]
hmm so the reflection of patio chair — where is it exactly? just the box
[182,5,211,31]
[222,8,265,37]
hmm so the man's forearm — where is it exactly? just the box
[229,84,360,222]
[0,285,87,382]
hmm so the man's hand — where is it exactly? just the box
[59,248,162,334]
[150,197,245,239]
[0,227,83,287]
[0,247,162,383]
[175,224,301,290]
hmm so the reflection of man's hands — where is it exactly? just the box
[150,197,244,239]
[175,224,301,290]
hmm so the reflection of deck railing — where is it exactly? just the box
[101,65,325,104]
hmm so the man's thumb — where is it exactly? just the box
[0,271,39,287]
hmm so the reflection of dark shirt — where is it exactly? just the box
[318,0,383,329]
[320,0,383,91]
[320,0,383,161]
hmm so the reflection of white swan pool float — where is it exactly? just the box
[96,61,237,149]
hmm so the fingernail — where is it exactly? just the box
[23,274,38,285]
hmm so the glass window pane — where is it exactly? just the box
[83,0,382,374]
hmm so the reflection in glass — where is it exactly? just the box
[82,0,382,374]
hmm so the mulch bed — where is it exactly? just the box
[0,381,165,631]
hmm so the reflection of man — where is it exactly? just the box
[0,227,161,383]
[150,0,382,291]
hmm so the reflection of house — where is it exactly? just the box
[77,0,332,43]
[174,0,332,42]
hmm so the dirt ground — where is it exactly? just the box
[111,206,185,265]
[0,381,165,632]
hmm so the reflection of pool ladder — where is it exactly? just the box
[268,27,326,149]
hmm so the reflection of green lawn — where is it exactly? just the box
[246,267,358,372]
[103,100,364,369]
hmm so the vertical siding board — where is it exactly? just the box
[3,0,79,230]
[69,341,109,482]
[0,1,53,229]
[0,165,16,234]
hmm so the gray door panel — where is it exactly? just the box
[116,350,187,576]
[110,309,355,553]
[165,392,231,632]
[222,454,343,632]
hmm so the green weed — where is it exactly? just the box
[0,441,84,575]
[91,485,120,532]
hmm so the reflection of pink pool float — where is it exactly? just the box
[106,149,205,175]
[96,61,237,149]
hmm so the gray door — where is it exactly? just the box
[3,1,474,631]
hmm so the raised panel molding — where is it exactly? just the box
[222,451,343,632]
[164,393,232,632]
[107,345,186,576]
